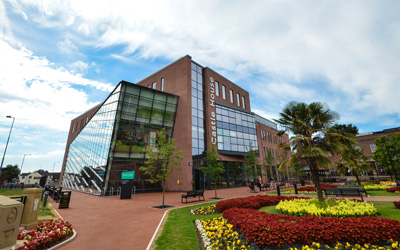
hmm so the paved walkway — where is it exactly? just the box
[50,187,400,250]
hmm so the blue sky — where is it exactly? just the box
[0,0,399,174]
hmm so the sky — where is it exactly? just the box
[0,0,399,174]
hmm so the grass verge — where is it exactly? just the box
[152,201,219,250]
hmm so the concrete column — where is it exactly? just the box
[21,188,42,229]
[0,196,24,249]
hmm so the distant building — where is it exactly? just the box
[61,55,289,196]
[330,127,400,176]
[19,171,43,185]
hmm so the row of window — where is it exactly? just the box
[191,62,205,156]
[214,81,246,109]
[147,77,165,91]
[260,129,285,144]
[262,147,284,160]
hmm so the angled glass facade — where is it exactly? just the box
[216,104,258,154]
[62,81,179,195]
[191,62,205,156]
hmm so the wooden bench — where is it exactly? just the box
[181,190,205,203]
[324,188,364,201]
[342,185,368,197]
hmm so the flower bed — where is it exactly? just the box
[223,207,400,248]
[215,195,308,213]
[363,184,389,191]
[191,205,217,215]
[387,186,400,193]
[195,217,251,249]
[394,201,400,209]
[380,181,396,186]
[297,184,338,192]
[17,219,73,250]
[276,198,377,218]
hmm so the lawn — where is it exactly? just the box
[153,199,400,250]
[152,201,219,250]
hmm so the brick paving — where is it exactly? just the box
[50,186,400,250]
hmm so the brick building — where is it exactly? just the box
[60,55,289,195]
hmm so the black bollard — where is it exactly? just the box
[43,191,49,208]
[294,183,298,194]
[277,184,281,196]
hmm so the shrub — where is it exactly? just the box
[363,184,389,191]
[387,186,400,193]
[297,184,338,192]
[223,207,400,248]
[215,195,308,213]
[276,198,377,218]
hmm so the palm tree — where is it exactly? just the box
[337,147,370,185]
[275,101,354,201]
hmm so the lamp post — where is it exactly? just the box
[20,154,31,174]
[50,161,59,185]
[0,116,15,180]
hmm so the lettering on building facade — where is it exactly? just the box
[209,77,217,145]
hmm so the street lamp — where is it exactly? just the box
[0,116,15,179]
[20,154,31,174]
[52,161,60,173]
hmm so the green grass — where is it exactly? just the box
[153,201,219,250]
[0,189,24,196]
[367,190,399,196]
[370,201,400,221]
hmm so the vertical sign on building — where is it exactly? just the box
[209,77,217,145]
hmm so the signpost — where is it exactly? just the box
[120,171,135,199]
[59,191,71,209]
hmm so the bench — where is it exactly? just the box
[259,183,271,191]
[324,188,364,201]
[181,190,205,203]
[342,185,368,197]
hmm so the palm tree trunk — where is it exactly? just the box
[309,162,324,202]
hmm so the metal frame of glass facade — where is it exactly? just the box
[216,103,258,155]
[191,62,205,156]
[62,81,179,195]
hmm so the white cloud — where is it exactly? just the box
[69,60,89,73]
[0,40,114,132]
[5,0,399,130]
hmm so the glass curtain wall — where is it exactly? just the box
[63,81,179,195]
[216,104,258,154]
[191,62,205,156]
[63,85,121,195]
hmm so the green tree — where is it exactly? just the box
[332,123,359,135]
[261,149,275,183]
[4,164,20,183]
[337,147,370,185]
[374,133,400,180]
[200,146,225,198]
[275,101,354,201]
[244,143,259,190]
[140,128,184,208]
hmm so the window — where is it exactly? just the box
[161,78,164,91]
[72,123,75,133]
[370,144,376,153]
[230,89,234,103]
[152,82,156,89]
[222,85,226,100]
[86,117,89,123]
[237,93,240,107]
[215,81,220,96]
[242,96,246,109]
